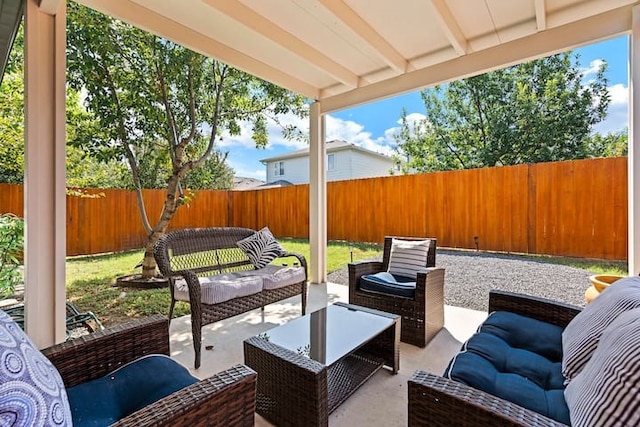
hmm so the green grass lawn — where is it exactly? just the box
[66,239,627,327]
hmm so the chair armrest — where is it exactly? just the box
[42,315,170,388]
[414,267,445,302]
[488,290,582,328]
[348,261,384,284]
[408,370,566,427]
[112,364,257,427]
[278,251,308,279]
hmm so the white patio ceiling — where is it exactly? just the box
[77,0,638,113]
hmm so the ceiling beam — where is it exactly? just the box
[317,0,408,73]
[535,0,547,31]
[204,0,359,88]
[429,0,468,55]
[75,0,320,99]
[38,0,62,15]
[321,4,633,113]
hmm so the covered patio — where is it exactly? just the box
[15,0,640,372]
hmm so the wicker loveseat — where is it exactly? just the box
[7,314,257,426]
[154,227,308,368]
[408,279,640,427]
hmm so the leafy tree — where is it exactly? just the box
[66,3,307,279]
[587,130,628,157]
[393,53,611,173]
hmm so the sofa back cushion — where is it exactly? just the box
[564,307,640,427]
[0,309,72,426]
[562,276,640,383]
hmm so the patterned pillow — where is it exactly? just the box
[562,275,640,383]
[0,309,72,426]
[237,227,285,269]
[564,308,640,427]
[387,238,431,279]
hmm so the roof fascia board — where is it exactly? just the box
[320,4,633,113]
[76,0,320,99]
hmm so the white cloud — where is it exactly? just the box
[581,59,606,78]
[593,83,629,134]
[218,112,308,151]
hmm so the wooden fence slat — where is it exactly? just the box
[0,157,628,260]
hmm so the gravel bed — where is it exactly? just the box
[327,250,594,312]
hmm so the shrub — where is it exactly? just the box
[0,213,24,298]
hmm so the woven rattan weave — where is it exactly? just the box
[407,290,582,427]
[349,236,444,347]
[41,315,258,427]
[155,227,308,368]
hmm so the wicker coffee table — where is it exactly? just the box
[244,302,400,427]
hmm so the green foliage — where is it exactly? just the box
[0,214,24,298]
[586,130,628,157]
[66,3,308,275]
[394,52,611,173]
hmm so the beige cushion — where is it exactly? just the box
[387,238,431,279]
[174,273,263,304]
[236,265,306,290]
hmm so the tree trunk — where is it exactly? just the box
[140,183,182,279]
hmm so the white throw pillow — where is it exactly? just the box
[236,226,285,269]
[387,238,431,279]
[562,275,640,383]
[564,307,640,427]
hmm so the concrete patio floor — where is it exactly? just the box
[169,282,488,426]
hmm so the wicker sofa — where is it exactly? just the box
[37,315,257,426]
[408,281,640,427]
[154,227,308,368]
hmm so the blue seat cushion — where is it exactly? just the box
[359,272,416,298]
[444,312,569,425]
[66,354,198,426]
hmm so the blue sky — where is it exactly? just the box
[221,35,630,181]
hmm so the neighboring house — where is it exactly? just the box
[260,140,394,185]
[233,176,265,190]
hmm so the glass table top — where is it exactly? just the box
[256,303,396,366]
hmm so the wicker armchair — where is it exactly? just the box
[348,236,444,347]
[407,291,582,427]
[41,315,258,427]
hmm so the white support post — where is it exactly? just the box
[630,7,640,276]
[24,0,67,347]
[309,102,327,284]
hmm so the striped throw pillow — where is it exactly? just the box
[562,276,640,383]
[387,238,430,279]
[564,308,640,427]
[237,227,285,269]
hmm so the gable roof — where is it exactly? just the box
[259,140,393,163]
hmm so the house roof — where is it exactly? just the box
[76,0,637,113]
[259,140,393,163]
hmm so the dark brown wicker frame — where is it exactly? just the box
[154,227,308,368]
[348,236,444,347]
[244,302,400,427]
[407,290,582,427]
[41,315,257,427]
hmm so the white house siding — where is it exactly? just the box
[266,156,309,184]
[264,145,394,184]
[347,151,394,180]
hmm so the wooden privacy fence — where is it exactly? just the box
[0,157,628,260]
